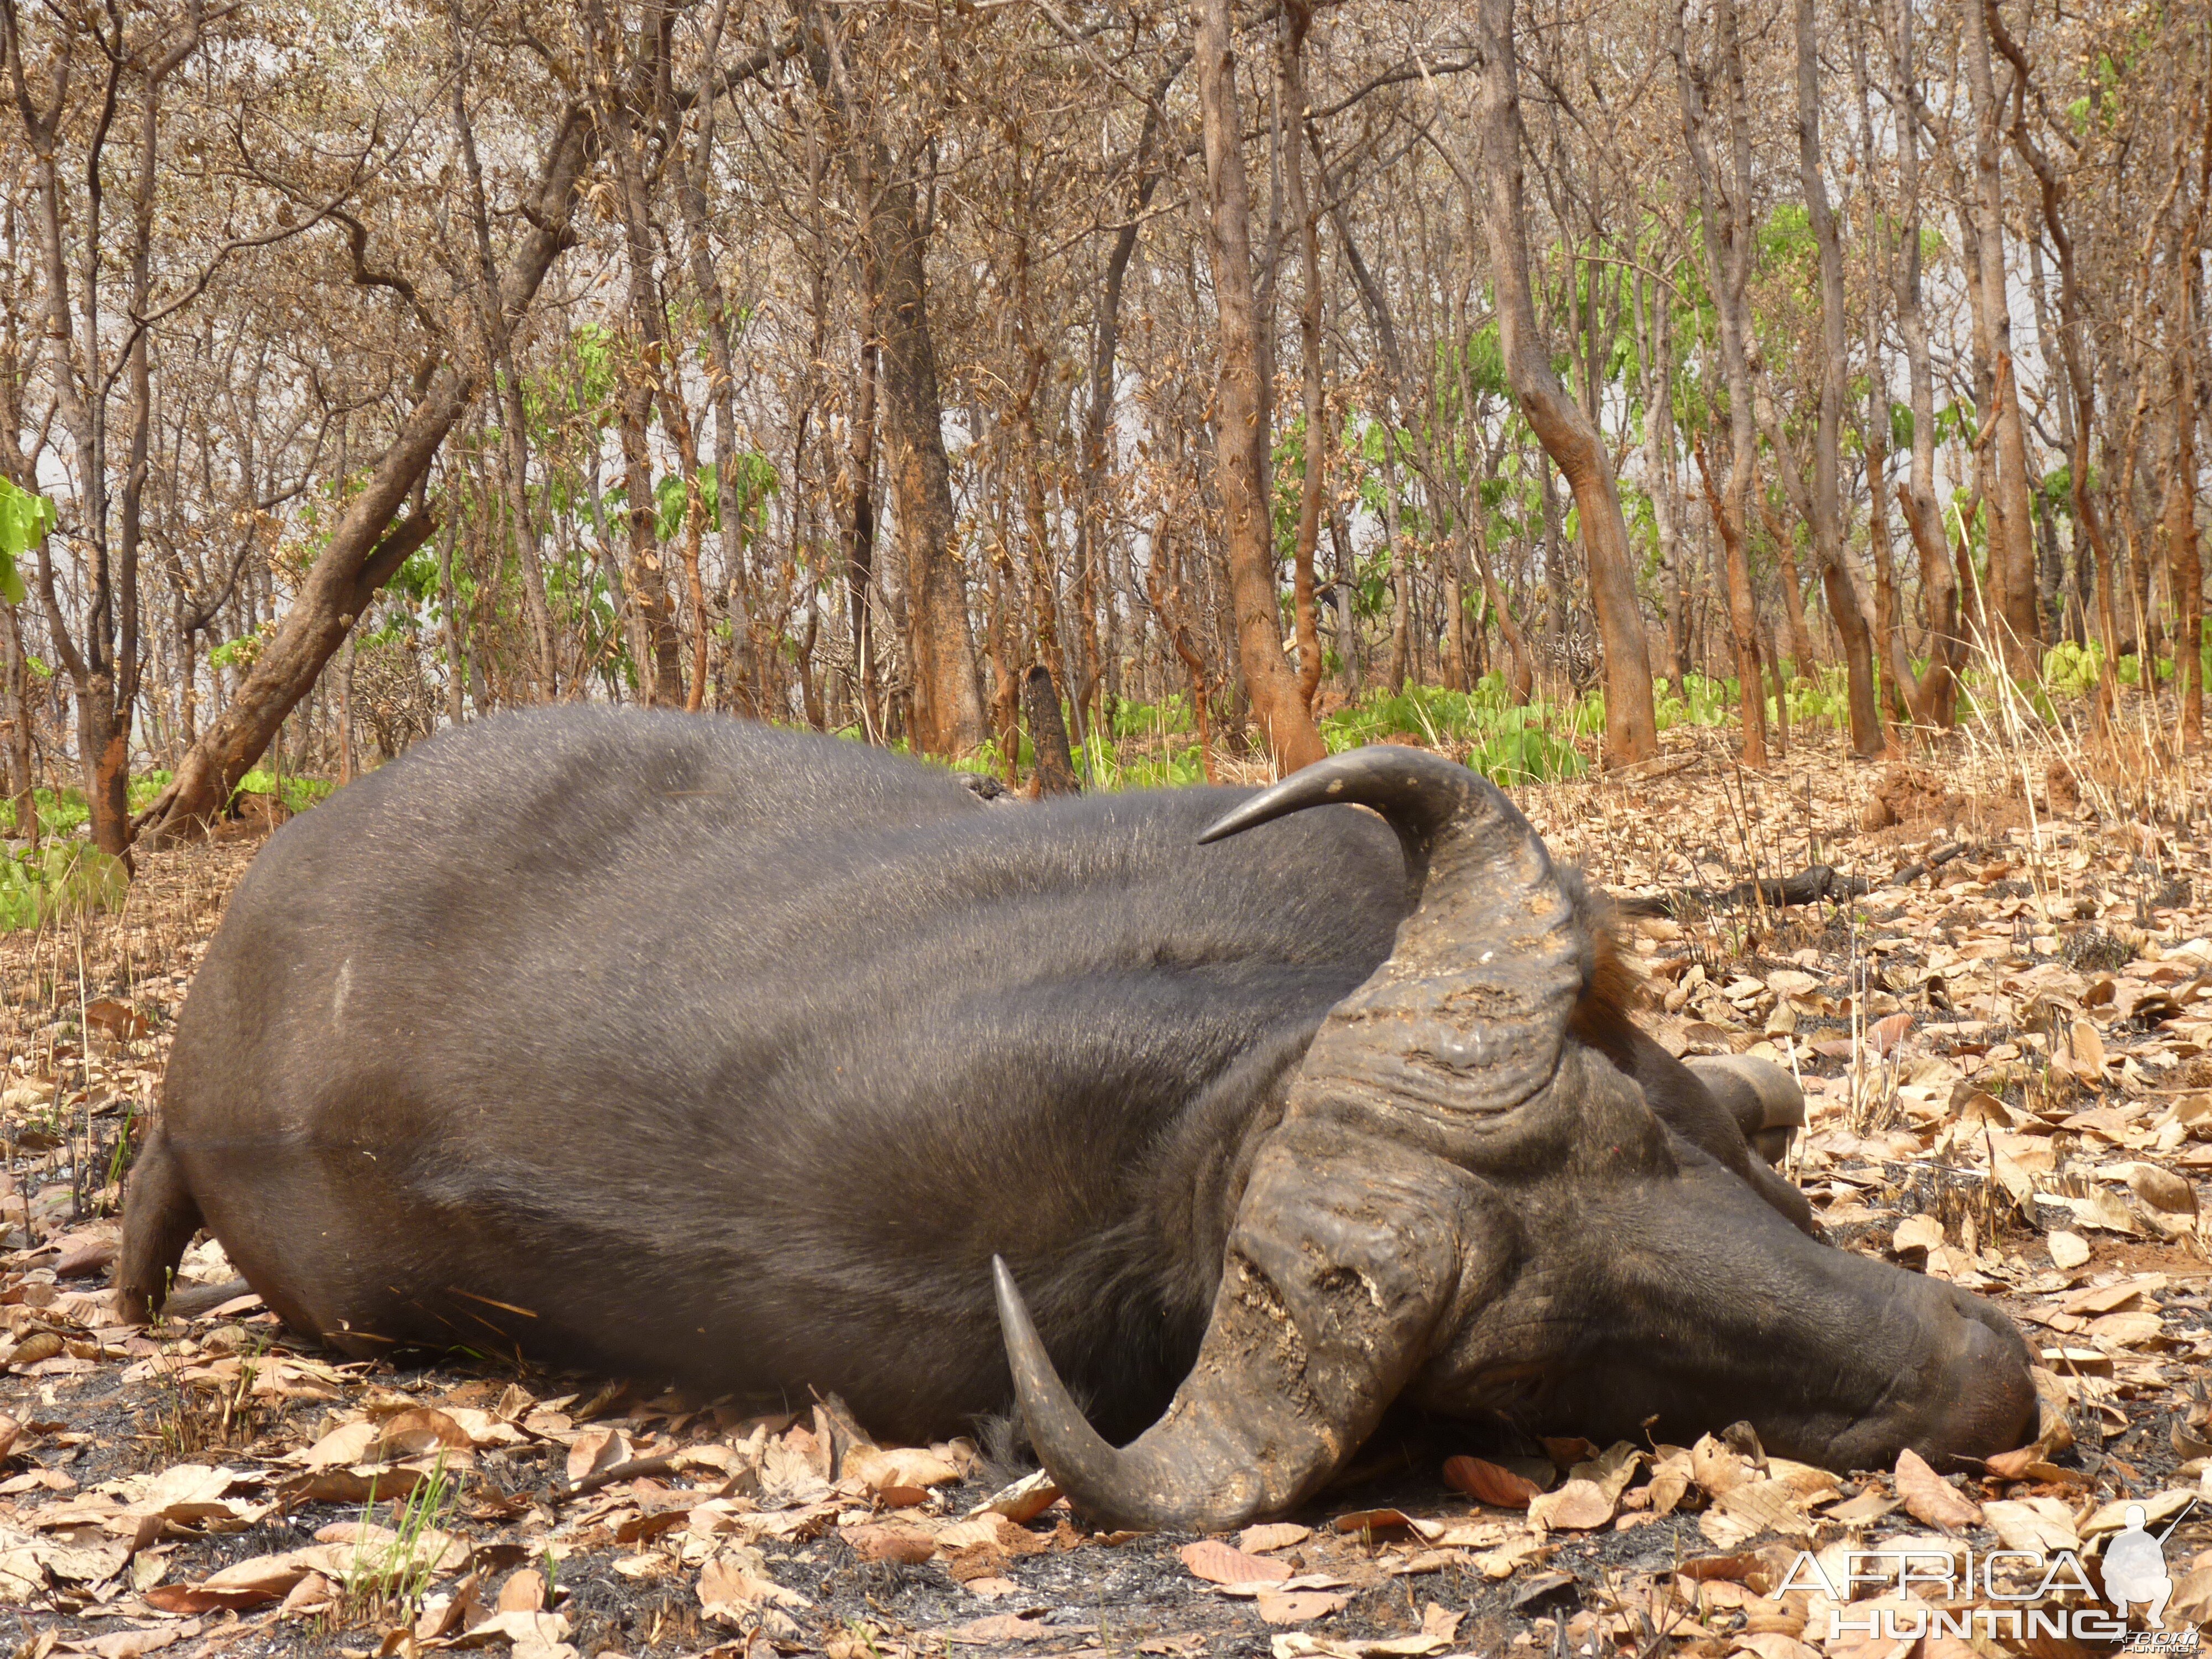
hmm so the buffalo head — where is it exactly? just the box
[995,747,2034,1529]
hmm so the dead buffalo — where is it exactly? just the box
[119,709,2034,1529]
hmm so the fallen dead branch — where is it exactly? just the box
[1889,842,1976,886]
[1613,863,1871,919]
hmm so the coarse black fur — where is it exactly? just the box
[120,709,2022,1474]
[124,712,1741,1435]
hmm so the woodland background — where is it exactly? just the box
[6,3,2212,1653]
[0,0,2208,884]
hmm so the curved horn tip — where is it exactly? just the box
[990,1255,1031,1345]
[990,1257,1142,1521]
[1195,744,1485,847]
[989,1255,1101,1459]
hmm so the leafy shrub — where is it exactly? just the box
[1464,706,1589,785]
[0,769,325,843]
[1655,675,1731,730]
[1322,683,1589,785]
[1076,733,1209,790]
[0,843,129,932]
[1110,695,1197,738]
[231,769,332,813]
[1778,665,1850,733]
[2043,640,2104,699]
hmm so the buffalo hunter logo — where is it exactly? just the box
[1780,1496,2201,1648]
[2109,1499,2202,1649]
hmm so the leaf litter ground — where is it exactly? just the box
[4,727,2211,1659]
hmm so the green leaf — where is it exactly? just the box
[0,476,58,605]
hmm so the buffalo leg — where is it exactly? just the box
[1684,1055,1805,1167]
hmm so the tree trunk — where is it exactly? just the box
[1281,4,1326,717]
[675,0,758,720]
[2,601,34,848]
[591,10,693,707]
[800,0,985,756]
[1756,484,1819,672]
[1634,270,1689,696]
[1470,514,1533,703]
[1793,0,1886,755]
[1849,6,1918,734]
[846,319,882,740]
[1327,507,1362,693]
[1079,58,1178,744]
[1144,517,1219,783]
[2171,284,2203,748]
[1887,0,1960,727]
[449,16,556,699]
[612,352,685,702]
[1674,0,1766,766]
[439,517,467,728]
[861,155,983,754]
[1022,663,1081,795]
[1961,0,2041,676]
[1760,608,1789,757]
[337,633,356,785]
[2168,87,2210,747]
[1472,0,1656,763]
[987,554,1021,784]
[1382,436,1410,692]
[1193,0,1326,772]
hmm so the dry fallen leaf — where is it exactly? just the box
[1689,1433,1752,1496]
[1237,1522,1312,1554]
[82,998,150,1041]
[1255,1590,1349,1624]
[84,1627,180,1659]
[564,1427,632,1485]
[2063,1186,2139,1234]
[1983,1497,2079,1553]
[1178,1540,1292,1587]
[1892,1447,1982,1530]
[945,1611,1056,1645]
[2120,1162,2199,1215]
[455,1608,574,1657]
[1329,1509,1443,1540]
[838,1524,936,1564]
[2080,1487,2198,1538]
[291,1418,378,1470]
[968,1468,1061,1524]
[697,1546,811,1632]
[1441,1454,1542,1509]
[368,1406,474,1462]
[1676,1551,1766,1583]
[1870,1012,1913,1056]
[844,1445,960,1493]
[1891,1213,1945,1255]
[1711,1478,1813,1541]
[1527,1478,1614,1532]
[1731,1634,1822,1659]
[2046,1230,2091,1269]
